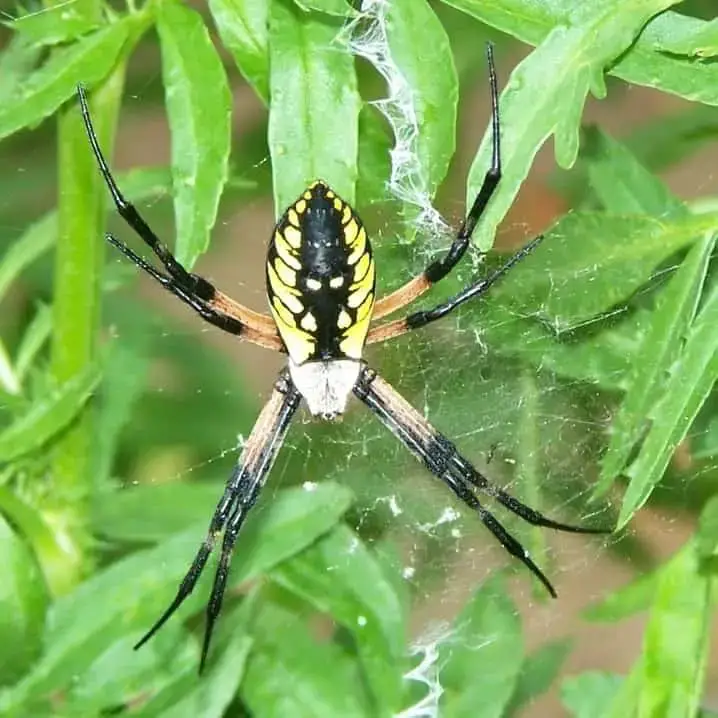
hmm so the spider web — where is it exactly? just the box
[99,5,715,716]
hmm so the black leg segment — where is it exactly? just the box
[353,367,609,597]
[424,43,502,285]
[134,372,301,671]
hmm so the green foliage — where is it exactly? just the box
[0,0,717,716]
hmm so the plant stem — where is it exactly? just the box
[48,64,125,595]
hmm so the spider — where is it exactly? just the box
[79,46,604,671]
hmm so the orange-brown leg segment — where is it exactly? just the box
[135,371,301,672]
[367,234,544,345]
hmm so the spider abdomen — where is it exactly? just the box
[266,180,376,365]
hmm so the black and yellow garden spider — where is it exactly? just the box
[80,47,604,671]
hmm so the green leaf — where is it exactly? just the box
[652,17,718,58]
[0,21,130,142]
[0,214,55,305]
[457,0,678,248]
[271,525,405,712]
[242,601,369,718]
[608,541,713,717]
[561,672,623,718]
[0,486,76,600]
[93,338,150,486]
[494,212,717,332]
[506,640,571,717]
[583,127,686,217]
[0,165,169,313]
[209,0,269,102]
[482,299,649,392]
[0,363,101,462]
[14,304,53,383]
[59,627,197,717]
[441,2,718,106]
[383,0,458,229]
[582,568,657,623]
[93,481,229,542]
[94,480,353,549]
[0,33,42,103]
[439,575,522,718]
[0,512,48,685]
[157,0,232,267]
[696,495,718,562]
[294,0,353,17]
[357,104,393,209]
[136,625,251,718]
[268,0,360,210]
[4,483,350,709]
[596,231,716,498]
[618,276,718,528]
[10,6,100,47]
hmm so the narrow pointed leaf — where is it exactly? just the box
[0,363,101,462]
[243,602,368,717]
[209,0,269,102]
[618,278,718,527]
[597,231,716,497]
[439,575,522,717]
[268,0,360,210]
[448,0,680,248]
[494,212,718,331]
[0,22,130,141]
[608,541,713,717]
[271,525,405,712]
[157,0,231,266]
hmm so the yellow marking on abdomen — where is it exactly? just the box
[283,225,302,249]
[274,233,301,270]
[344,218,359,245]
[272,296,296,327]
[352,252,371,284]
[274,257,297,287]
[339,294,374,358]
[270,300,315,363]
[357,292,374,322]
[347,228,366,264]
[268,263,304,314]
[348,260,375,308]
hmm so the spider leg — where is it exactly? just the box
[200,494,254,672]
[373,43,501,321]
[134,372,300,670]
[106,232,281,349]
[448,451,608,535]
[78,84,198,286]
[367,234,543,344]
[353,367,607,596]
[78,85,281,348]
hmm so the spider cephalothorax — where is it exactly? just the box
[79,44,605,672]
